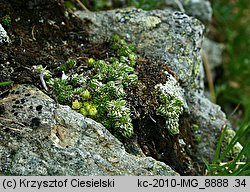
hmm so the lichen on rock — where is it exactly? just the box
[114,8,161,30]
[0,84,179,176]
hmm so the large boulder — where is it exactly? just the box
[0,84,178,176]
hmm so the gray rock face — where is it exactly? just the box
[75,8,230,163]
[112,1,212,25]
[0,24,10,45]
[186,92,229,159]
[76,9,204,88]
[182,0,212,26]
[163,0,212,25]
[0,85,178,176]
[202,38,224,75]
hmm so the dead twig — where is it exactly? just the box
[39,70,48,92]
[32,25,36,41]
[149,114,156,123]
[202,51,216,103]
[174,0,185,13]
[75,0,90,12]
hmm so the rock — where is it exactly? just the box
[182,0,212,26]
[107,0,212,25]
[0,24,10,45]
[75,8,204,88]
[202,38,224,78]
[163,0,212,25]
[186,92,230,161]
[0,84,178,176]
[75,8,231,164]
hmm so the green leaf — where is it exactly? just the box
[0,81,14,86]
[213,125,227,164]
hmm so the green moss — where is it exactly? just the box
[47,78,73,104]
[79,107,88,116]
[222,129,244,160]
[32,65,52,79]
[105,99,133,138]
[72,99,82,110]
[2,15,11,27]
[155,76,185,135]
[192,124,202,142]
[192,124,199,131]
[88,105,98,117]
[59,58,76,72]
[71,74,87,87]
[87,58,95,66]
[81,90,91,101]
[64,1,76,10]
[43,35,138,139]
[157,93,184,135]
[77,102,98,118]
[195,135,202,143]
